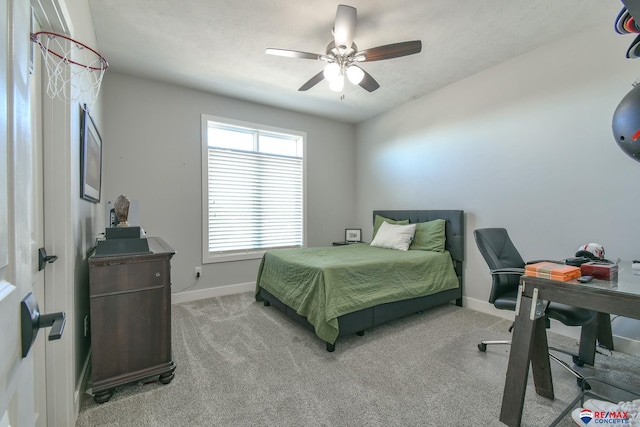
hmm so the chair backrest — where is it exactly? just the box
[474,228,526,304]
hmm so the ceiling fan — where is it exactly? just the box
[265,4,422,93]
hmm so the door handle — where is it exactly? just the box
[20,292,66,358]
[38,247,58,271]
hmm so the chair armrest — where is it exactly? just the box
[490,268,525,275]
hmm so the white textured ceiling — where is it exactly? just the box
[87,0,621,124]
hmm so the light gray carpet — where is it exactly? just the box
[76,292,640,426]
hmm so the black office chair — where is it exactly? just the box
[474,227,598,388]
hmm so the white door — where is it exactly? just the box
[0,0,39,425]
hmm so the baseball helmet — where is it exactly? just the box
[575,243,605,260]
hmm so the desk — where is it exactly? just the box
[500,261,640,426]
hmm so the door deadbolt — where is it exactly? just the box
[38,247,58,271]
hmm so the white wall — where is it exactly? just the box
[355,22,640,350]
[101,73,355,300]
[63,0,105,404]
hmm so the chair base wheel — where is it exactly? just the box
[478,343,487,352]
[577,378,591,390]
[572,355,584,367]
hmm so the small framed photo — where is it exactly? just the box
[345,228,362,243]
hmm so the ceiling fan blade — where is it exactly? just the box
[298,71,325,91]
[333,5,356,52]
[360,40,422,62]
[265,48,322,61]
[358,69,380,92]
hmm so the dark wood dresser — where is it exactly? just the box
[88,237,176,403]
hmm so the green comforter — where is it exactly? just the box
[255,243,459,344]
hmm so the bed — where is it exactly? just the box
[255,210,464,352]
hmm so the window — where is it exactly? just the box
[202,115,305,262]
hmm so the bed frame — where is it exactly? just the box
[257,210,465,352]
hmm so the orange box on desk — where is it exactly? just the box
[524,262,582,282]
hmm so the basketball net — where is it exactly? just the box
[31,31,109,108]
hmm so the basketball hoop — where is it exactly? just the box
[31,31,109,107]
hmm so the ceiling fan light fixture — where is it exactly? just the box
[329,74,344,92]
[323,62,340,81]
[346,65,364,85]
[267,5,421,93]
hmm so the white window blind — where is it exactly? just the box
[204,118,304,258]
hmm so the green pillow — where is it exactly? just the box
[373,215,409,238]
[410,219,446,252]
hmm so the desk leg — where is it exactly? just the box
[578,312,613,366]
[596,312,614,350]
[531,316,554,399]
[500,295,554,427]
[579,317,598,366]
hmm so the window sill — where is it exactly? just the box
[204,244,305,264]
[204,251,265,264]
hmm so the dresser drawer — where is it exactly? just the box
[89,258,169,296]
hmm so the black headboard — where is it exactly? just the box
[372,210,465,279]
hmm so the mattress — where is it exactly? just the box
[255,243,459,343]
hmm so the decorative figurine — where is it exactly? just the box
[114,194,130,227]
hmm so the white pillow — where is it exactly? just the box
[370,221,417,251]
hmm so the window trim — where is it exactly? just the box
[201,114,307,264]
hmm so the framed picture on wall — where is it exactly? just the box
[345,228,362,243]
[80,104,102,203]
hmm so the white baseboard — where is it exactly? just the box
[171,282,255,304]
[74,350,91,419]
[463,296,515,321]
[462,296,640,357]
[611,335,640,356]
